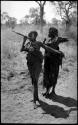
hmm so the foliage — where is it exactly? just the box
[50,1,77,29]
[19,7,46,25]
[6,17,17,29]
[29,7,39,18]
[29,7,46,25]
[19,15,30,25]
[29,7,40,25]
[1,12,9,24]
[35,1,46,32]
[65,24,77,42]
[1,12,17,29]
[52,18,58,26]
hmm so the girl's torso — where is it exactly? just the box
[25,41,43,64]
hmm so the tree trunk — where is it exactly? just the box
[40,6,44,33]
[65,10,71,30]
[65,20,71,30]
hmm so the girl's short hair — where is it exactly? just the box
[28,31,38,38]
[49,27,58,37]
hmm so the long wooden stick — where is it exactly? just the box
[13,30,64,55]
[12,30,25,37]
[12,30,30,39]
[44,44,64,55]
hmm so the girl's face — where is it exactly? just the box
[30,34,36,42]
[48,31,55,39]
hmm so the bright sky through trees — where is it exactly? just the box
[1,1,61,23]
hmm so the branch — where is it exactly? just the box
[59,1,65,9]
[68,3,72,10]
[66,1,73,14]
[59,8,66,21]
[63,2,72,19]
[61,17,67,21]
[35,1,41,6]
[63,15,67,18]
[69,13,72,17]
[43,1,46,6]
[58,3,63,19]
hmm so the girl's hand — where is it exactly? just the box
[23,36,27,44]
[29,47,34,51]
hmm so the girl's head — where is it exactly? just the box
[48,27,58,39]
[28,31,38,42]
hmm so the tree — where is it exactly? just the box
[19,15,29,25]
[52,18,58,26]
[35,1,46,33]
[6,17,17,29]
[1,12,9,24]
[29,7,40,25]
[24,15,30,24]
[53,1,77,29]
[19,19,25,25]
[1,12,17,28]
[29,7,39,18]
[69,10,77,26]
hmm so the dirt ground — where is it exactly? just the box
[1,28,77,124]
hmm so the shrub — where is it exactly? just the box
[66,25,77,42]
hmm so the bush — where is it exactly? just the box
[66,25,77,42]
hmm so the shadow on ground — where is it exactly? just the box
[39,100,77,119]
[48,93,77,107]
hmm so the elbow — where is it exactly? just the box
[20,48,23,52]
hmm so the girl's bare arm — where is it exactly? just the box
[20,36,29,52]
